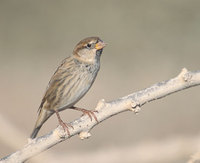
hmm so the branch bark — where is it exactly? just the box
[1,68,200,163]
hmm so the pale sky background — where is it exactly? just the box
[0,1,200,162]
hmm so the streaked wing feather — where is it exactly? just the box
[38,57,74,113]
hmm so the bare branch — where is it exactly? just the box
[1,68,200,163]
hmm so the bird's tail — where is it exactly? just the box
[30,109,53,139]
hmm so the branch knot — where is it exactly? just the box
[129,100,141,114]
[79,131,91,140]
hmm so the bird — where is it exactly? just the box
[30,37,106,139]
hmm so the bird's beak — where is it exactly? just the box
[95,41,107,50]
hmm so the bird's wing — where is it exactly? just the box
[38,57,74,114]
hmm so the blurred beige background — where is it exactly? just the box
[1,0,200,162]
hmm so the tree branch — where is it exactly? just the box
[1,68,200,163]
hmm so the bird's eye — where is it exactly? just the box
[86,43,91,49]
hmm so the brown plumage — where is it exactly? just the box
[30,37,106,139]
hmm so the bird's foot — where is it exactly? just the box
[59,121,73,137]
[55,110,73,136]
[70,106,98,122]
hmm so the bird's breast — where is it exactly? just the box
[57,63,99,111]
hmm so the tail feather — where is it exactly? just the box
[30,126,42,139]
[30,109,53,139]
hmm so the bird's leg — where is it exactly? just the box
[55,110,73,136]
[69,106,98,122]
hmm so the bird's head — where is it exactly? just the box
[73,37,106,64]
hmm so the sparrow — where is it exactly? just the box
[30,37,106,139]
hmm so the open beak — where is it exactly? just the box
[95,41,107,50]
